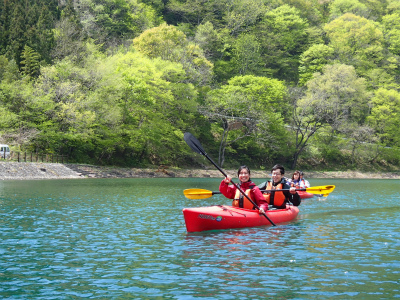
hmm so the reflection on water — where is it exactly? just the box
[0,178,399,299]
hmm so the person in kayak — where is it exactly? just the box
[299,171,311,188]
[258,164,301,209]
[289,170,302,187]
[219,165,269,214]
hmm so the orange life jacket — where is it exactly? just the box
[232,188,255,209]
[263,182,286,207]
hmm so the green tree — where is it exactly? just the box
[5,3,26,65]
[231,34,262,75]
[20,45,41,77]
[361,0,388,21]
[0,80,20,135]
[387,0,400,14]
[76,0,161,49]
[0,55,9,81]
[133,23,213,85]
[324,13,386,76]
[0,73,55,147]
[223,0,267,36]
[52,1,87,62]
[0,0,12,55]
[340,123,377,165]
[194,21,223,61]
[33,6,56,64]
[140,0,165,15]
[258,4,310,83]
[382,12,400,56]
[367,88,400,147]
[274,0,325,26]
[363,68,397,90]
[329,0,370,20]
[298,44,334,86]
[203,75,287,166]
[291,64,370,168]
[0,58,20,83]
[91,50,199,165]
[165,0,222,27]
[34,48,200,165]
[1,0,58,66]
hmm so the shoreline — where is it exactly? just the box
[1,162,400,180]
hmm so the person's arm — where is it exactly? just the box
[283,182,301,206]
[289,192,301,206]
[251,186,269,211]
[219,178,236,199]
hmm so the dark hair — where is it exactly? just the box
[271,164,285,175]
[299,171,304,176]
[292,170,300,180]
[237,165,251,177]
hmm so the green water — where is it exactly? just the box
[0,178,399,299]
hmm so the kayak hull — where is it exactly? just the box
[182,205,299,232]
[298,191,314,199]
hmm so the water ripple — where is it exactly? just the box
[0,178,399,299]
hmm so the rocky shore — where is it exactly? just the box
[0,162,400,180]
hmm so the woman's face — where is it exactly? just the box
[293,173,300,180]
[238,169,250,183]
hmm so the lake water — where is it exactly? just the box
[0,177,399,299]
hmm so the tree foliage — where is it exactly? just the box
[258,5,310,83]
[202,75,288,166]
[75,0,161,49]
[1,0,400,170]
[324,13,386,76]
[290,64,370,168]
[20,46,41,77]
[133,23,213,85]
[367,88,400,146]
[329,0,370,20]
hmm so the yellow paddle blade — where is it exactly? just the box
[305,185,335,195]
[183,188,214,199]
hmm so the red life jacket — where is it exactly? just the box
[263,182,286,207]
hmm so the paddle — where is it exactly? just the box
[184,185,336,199]
[184,132,276,226]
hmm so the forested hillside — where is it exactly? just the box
[1,0,400,171]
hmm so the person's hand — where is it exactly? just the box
[289,186,296,194]
[259,207,265,214]
[224,175,232,184]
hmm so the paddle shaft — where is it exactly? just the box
[216,188,309,194]
[184,133,276,226]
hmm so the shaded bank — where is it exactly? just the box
[1,162,400,180]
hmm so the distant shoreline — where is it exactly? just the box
[1,162,400,180]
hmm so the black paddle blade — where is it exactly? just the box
[184,132,206,156]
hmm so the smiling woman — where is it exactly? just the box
[219,165,268,212]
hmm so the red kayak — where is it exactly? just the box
[298,191,314,199]
[182,205,299,232]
